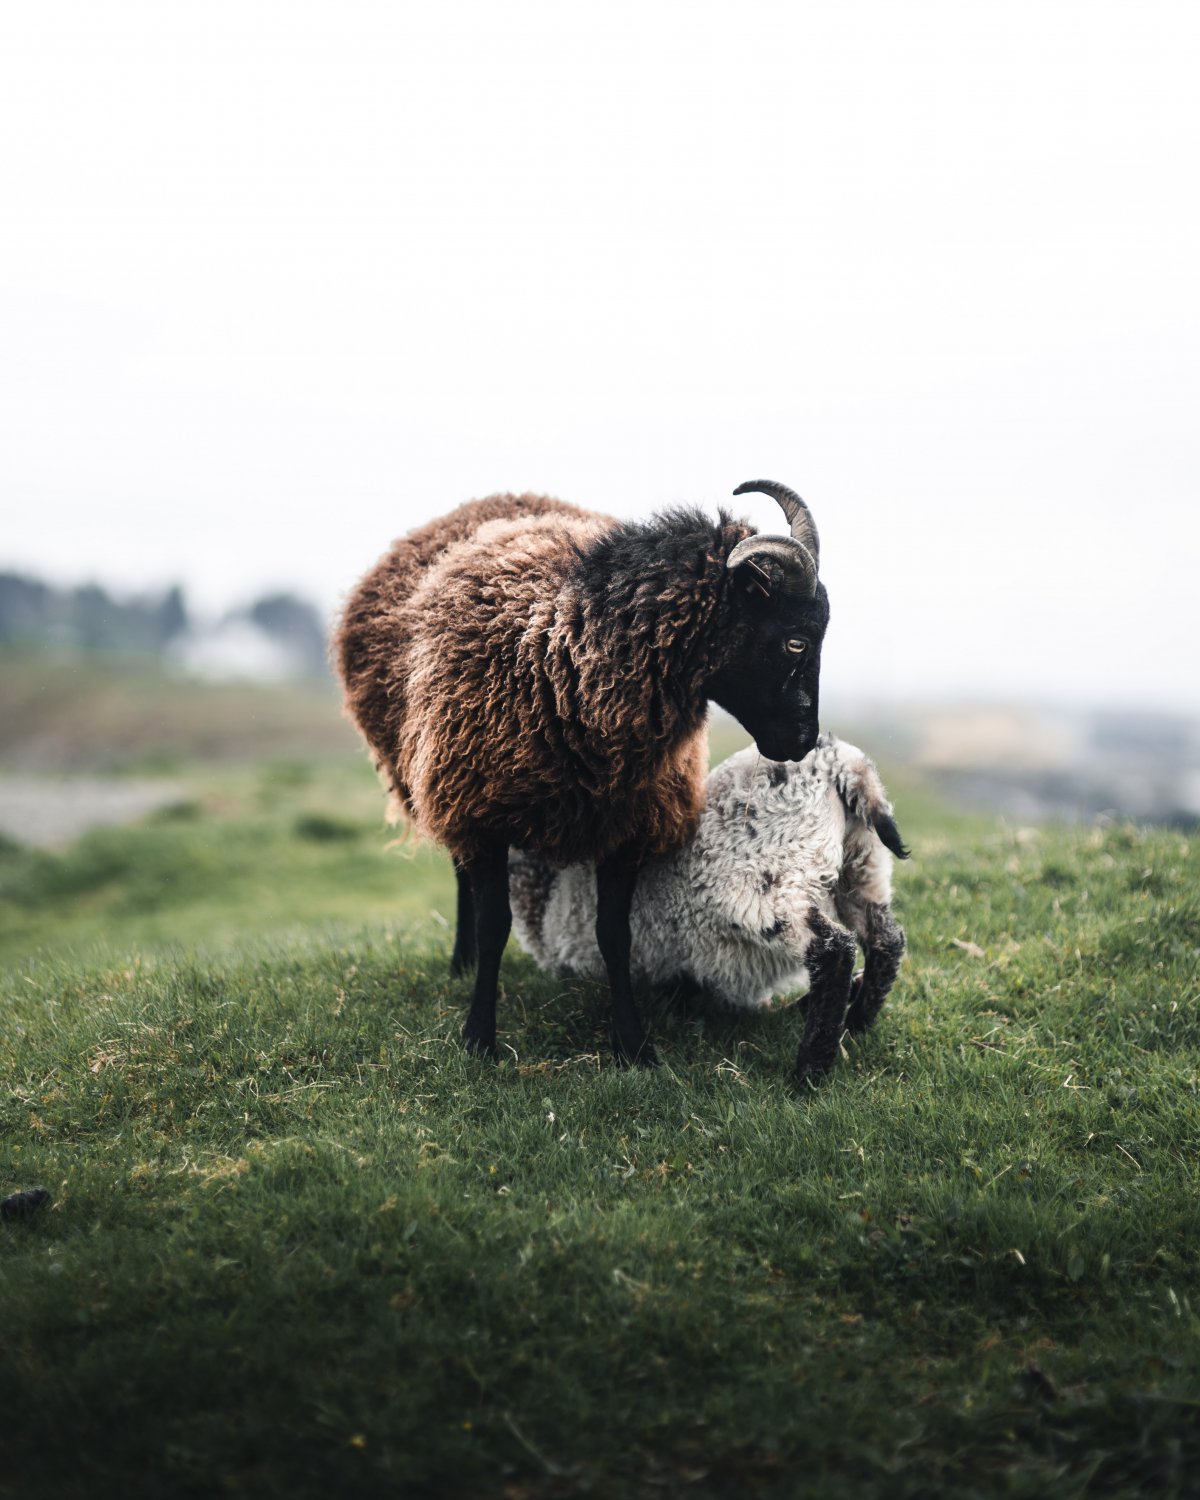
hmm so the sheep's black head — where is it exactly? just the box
[708,480,830,763]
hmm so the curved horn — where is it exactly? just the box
[726,534,818,598]
[732,479,820,568]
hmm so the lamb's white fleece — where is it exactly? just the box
[509,734,899,1010]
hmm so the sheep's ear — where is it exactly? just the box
[727,535,818,600]
[735,558,773,601]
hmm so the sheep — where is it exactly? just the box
[509,736,908,1085]
[334,480,830,1069]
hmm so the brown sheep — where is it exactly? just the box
[334,480,830,1069]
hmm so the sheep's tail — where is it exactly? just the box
[822,734,911,859]
[871,810,910,861]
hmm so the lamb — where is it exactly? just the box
[509,736,908,1085]
[334,480,831,1070]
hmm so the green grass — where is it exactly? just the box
[1,740,1198,1497]
[0,756,454,965]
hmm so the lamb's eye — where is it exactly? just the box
[784,638,807,656]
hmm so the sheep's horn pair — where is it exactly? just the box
[726,479,820,597]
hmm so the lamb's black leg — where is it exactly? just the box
[596,849,658,1068]
[845,905,906,1035]
[449,857,477,977]
[792,913,857,1088]
[460,841,509,1061]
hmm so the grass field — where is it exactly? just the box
[1,657,1198,1498]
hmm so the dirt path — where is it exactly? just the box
[0,775,187,849]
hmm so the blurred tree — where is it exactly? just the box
[71,584,128,650]
[0,574,55,641]
[0,573,190,654]
[246,592,329,677]
[153,585,188,647]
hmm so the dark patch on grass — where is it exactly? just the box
[294,812,364,843]
[147,798,204,823]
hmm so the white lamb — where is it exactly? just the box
[509,734,908,1085]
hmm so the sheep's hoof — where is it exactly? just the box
[614,1036,660,1069]
[461,1028,498,1061]
[1,1187,50,1221]
[790,1056,832,1091]
[449,950,477,979]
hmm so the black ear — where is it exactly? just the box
[733,558,772,602]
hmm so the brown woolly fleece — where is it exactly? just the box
[335,493,755,867]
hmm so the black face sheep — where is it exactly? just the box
[334,480,830,1068]
[509,736,908,1086]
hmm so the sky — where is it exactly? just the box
[2,0,1198,711]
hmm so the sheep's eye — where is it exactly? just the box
[784,638,807,656]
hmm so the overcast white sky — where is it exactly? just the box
[2,0,1198,710]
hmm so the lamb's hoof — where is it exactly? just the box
[461,1029,498,1061]
[449,951,477,979]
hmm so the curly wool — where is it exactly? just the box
[335,493,582,817]
[509,735,901,1009]
[334,493,755,865]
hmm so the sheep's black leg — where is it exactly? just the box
[792,913,857,1088]
[449,857,477,977]
[845,905,906,1035]
[460,841,509,1061]
[596,849,658,1068]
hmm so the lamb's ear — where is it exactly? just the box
[872,812,910,860]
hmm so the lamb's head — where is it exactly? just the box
[704,741,833,845]
[707,736,909,868]
[707,480,830,764]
